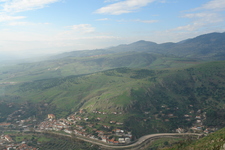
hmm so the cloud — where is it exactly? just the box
[174,0,225,32]
[70,24,95,34]
[7,22,32,26]
[200,0,225,10]
[174,12,223,31]
[1,0,61,13]
[96,18,109,21]
[116,19,158,23]
[104,0,120,3]
[6,21,50,26]
[0,14,26,22]
[95,0,155,15]
[184,12,223,23]
[134,19,158,23]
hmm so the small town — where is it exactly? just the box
[0,103,219,150]
[38,110,132,145]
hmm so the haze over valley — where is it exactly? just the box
[1,0,225,149]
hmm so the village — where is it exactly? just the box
[0,104,219,149]
[38,109,132,145]
[0,134,38,150]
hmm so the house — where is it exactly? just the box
[108,139,114,144]
[184,115,190,117]
[88,124,94,128]
[125,137,131,143]
[67,116,75,122]
[116,122,123,125]
[189,110,194,114]
[168,114,174,117]
[191,126,198,130]
[0,123,11,127]
[76,125,83,129]
[79,109,83,114]
[118,138,125,143]
[110,121,116,124]
[176,128,184,133]
[4,135,13,142]
[102,138,107,143]
[197,109,201,113]
[96,130,104,135]
[161,105,166,108]
[113,129,122,133]
[64,129,72,134]
[84,118,89,121]
[52,124,64,131]
[77,117,82,120]
[16,143,37,150]
[112,112,117,115]
[103,125,110,129]
[196,116,201,119]
[191,126,202,131]
[48,114,55,119]
[197,120,201,123]
[204,129,209,134]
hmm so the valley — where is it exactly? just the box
[1,32,225,149]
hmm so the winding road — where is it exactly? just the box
[40,130,201,150]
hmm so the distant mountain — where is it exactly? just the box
[165,32,225,60]
[53,32,225,61]
[1,32,225,82]
[109,32,225,60]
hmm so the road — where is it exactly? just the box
[37,130,201,150]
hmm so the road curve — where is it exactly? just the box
[91,133,201,149]
[39,131,201,150]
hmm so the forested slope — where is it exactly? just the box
[1,61,225,137]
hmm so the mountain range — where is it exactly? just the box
[54,32,225,60]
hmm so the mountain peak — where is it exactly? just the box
[131,40,157,45]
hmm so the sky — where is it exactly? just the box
[0,0,225,58]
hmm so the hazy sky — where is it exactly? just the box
[0,0,225,57]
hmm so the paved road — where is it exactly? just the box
[38,130,201,150]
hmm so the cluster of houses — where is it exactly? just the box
[37,112,132,145]
[0,103,220,148]
[4,143,38,150]
[175,109,218,134]
[92,110,123,115]
[6,109,26,122]
[38,115,71,131]
[1,135,13,143]
[0,134,37,150]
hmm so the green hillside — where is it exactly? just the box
[1,61,225,138]
[0,52,200,83]
[163,127,225,150]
